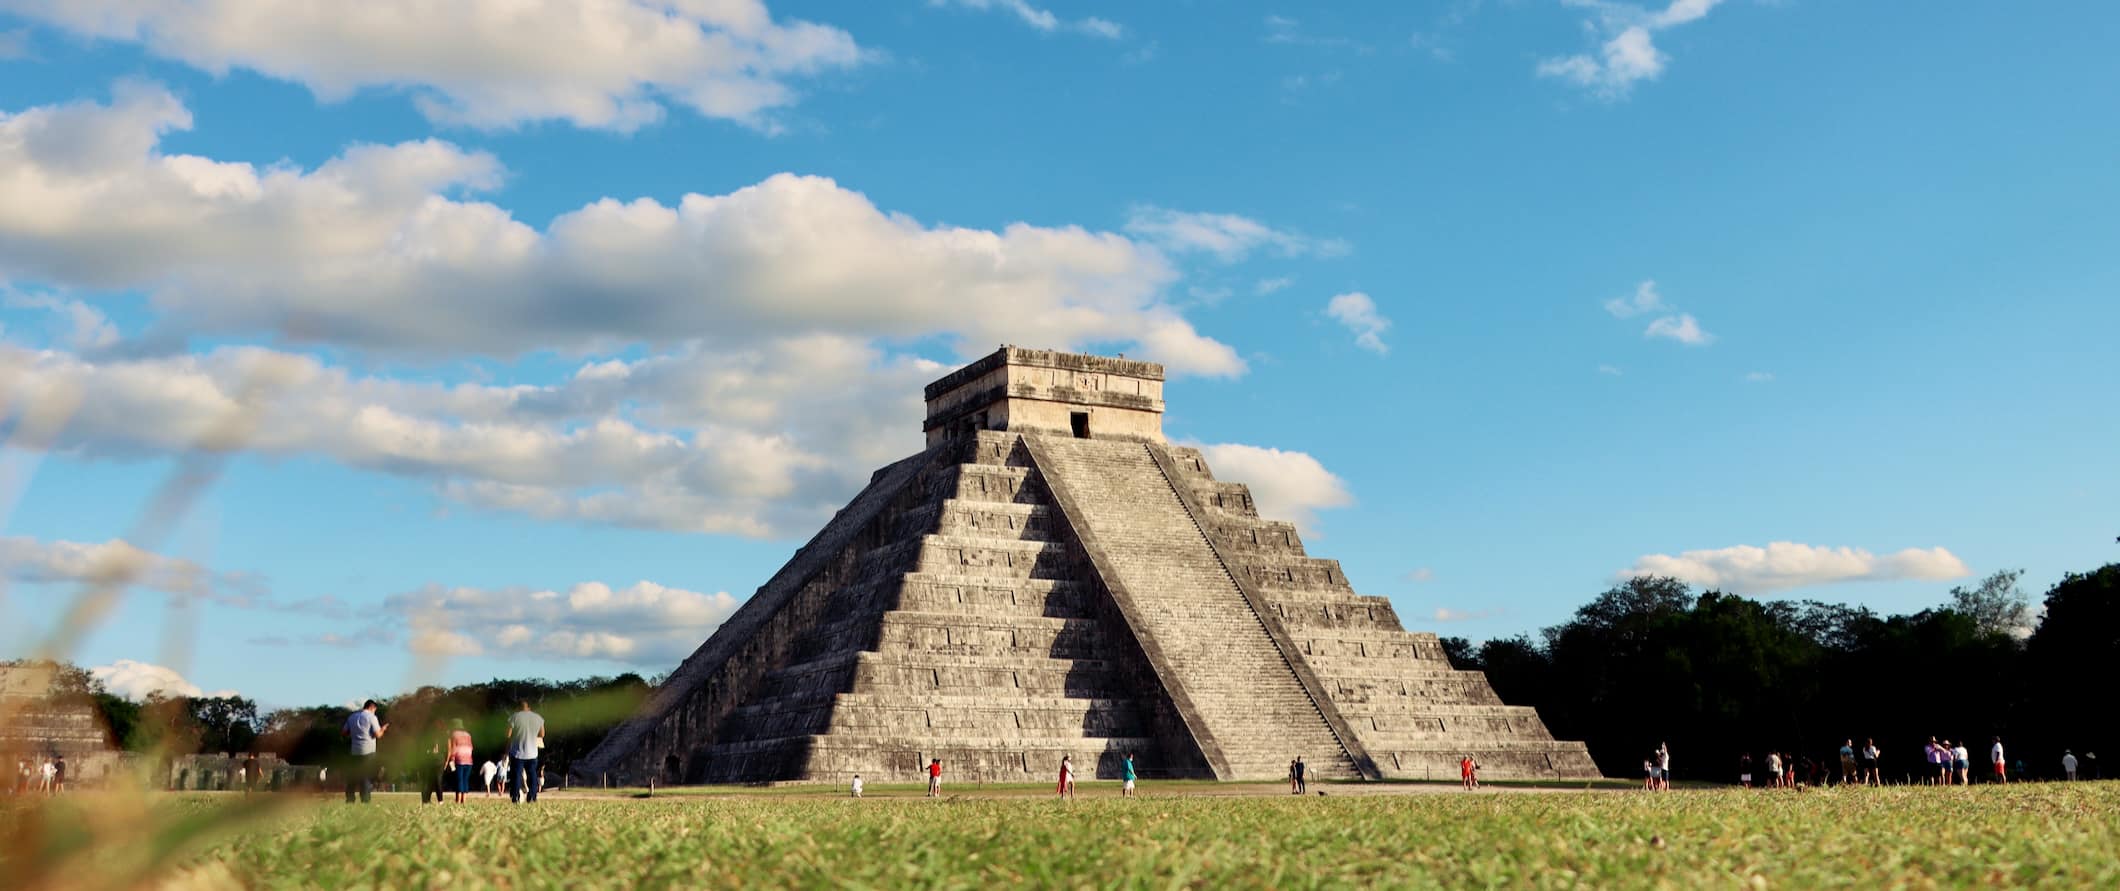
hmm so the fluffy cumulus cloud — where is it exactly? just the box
[0,337,946,536]
[1194,443,1354,536]
[1537,0,1725,97]
[1123,206,1348,263]
[0,0,863,131]
[89,658,236,700]
[1643,312,1713,346]
[930,0,1122,39]
[0,85,1243,377]
[0,535,267,606]
[1325,292,1391,354]
[1622,542,1973,594]
[388,580,741,666]
[1603,279,1713,346]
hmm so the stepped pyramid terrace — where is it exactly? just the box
[577,347,1599,784]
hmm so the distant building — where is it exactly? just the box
[0,664,126,784]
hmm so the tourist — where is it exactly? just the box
[2062,750,2078,781]
[244,753,261,794]
[1056,755,1075,799]
[1289,759,1301,795]
[506,701,545,803]
[1990,737,2007,784]
[51,754,65,794]
[40,758,55,792]
[1923,739,1945,786]
[1461,755,1478,791]
[1739,752,1753,788]
[1295,757,1308,794]
[14,759,27,795]
[480,759,498,796]
[447,719,476,804]
[496,755,510,795]
[1122,753,1137,798]
[2086,752,2100,780]
[1642,754,1655,791]
[1782,752,1795,788]
[1862,739,1881,786]
[421,718,449,804]
[926,758,942,797]
[340,699,388,804]
[850,774,863,798]
[1656,743,1671,791]
[1765,751,1783,789]
[1839,740,1857,786]
[1950,740,1969,786]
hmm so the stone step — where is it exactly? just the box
[1030,436,1358,779]
[895,499,1058,543]
[911,534,1071,579]
[931,465,1041,505]
[894,573,1095,619]
[705,733,1172,783]
[870,610,1123,661]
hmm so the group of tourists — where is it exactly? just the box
[1731,737,2101,787]
[11,755,64,794]
[337,699,546,804]
[1641,743,1671,791]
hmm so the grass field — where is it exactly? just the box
[8,781,2119,889]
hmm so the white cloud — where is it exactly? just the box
[388,580,741,665]
[1402,567,1435,583]
[0,338,947,537]
[0,535,268,606]
[1644,313,1713,346]
[1537,0,1725,98]
[1602,280,1668,318]
[1622,542,1973,594]
[1744,371,1774,382]
[89,659,236,701]
[0,85,1244,377]
[1123,206,1349,263]
[0,0,863,131]
[930,0,1123,39]
[1253,276,1294,296]
[1194,443,1353,536]
[1597,364,1624,376]
[1430,607,1500,623]
[1325,292,1391,354]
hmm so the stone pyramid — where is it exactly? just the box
[577,348,1598,784]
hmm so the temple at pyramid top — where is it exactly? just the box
[924,347,1166,445]
[578,346,1599,787]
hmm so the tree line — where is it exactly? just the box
[1441,562,2119,783]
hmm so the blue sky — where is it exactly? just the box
[1,1,2114,709]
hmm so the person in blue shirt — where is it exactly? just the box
[1122,753,1138,798]
[340,700,389,804]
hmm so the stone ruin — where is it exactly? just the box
[1,664,126,785]
[577,347,1598,784]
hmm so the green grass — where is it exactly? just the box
[22,782,2120,889]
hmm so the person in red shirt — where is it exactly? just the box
[926,758,942,797]
[1461,755,1479,790]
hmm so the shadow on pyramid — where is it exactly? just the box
[576,348,1599,785]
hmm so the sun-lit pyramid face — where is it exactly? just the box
[922,347,1166,447]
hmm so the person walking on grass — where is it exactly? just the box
[480,759,497,797]
[1295,757,1308,795]
[50,755,65,794]
[2063,750,2078,781]
[1289,759,1301,795]
[506,701,545,803]
[850,774,863,798]
[1839,740,1857,786]
[1862,739,1881,786]
[1642,754,1655,791]
[1461,755,1479,791]
[1989,737,2006,784]
[447,719,476,803]
[341,700,388,804]
[1765,751,1782,789]
[1122,753,1137,798]
[1952,740,1971,786]
[926,758,942,797]
[420,718,449,805]
[1656,743,1671,791]
[1923,739,1944,786]
[1056,755,1076,800]
[1739,753,1753,788]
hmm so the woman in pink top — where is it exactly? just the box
[447,719,476,803]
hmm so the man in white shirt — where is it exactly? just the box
[505,701,546,803]
[2063,751,2079,781]
[1990,738,2007,784]
[850,774,863,798]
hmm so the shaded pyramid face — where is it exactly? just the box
[578,350,1598,785]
